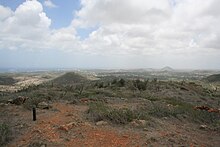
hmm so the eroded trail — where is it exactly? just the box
[8,102,141,147]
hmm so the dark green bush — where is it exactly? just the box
[117,78,126,87]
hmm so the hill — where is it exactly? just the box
[205,74,220,82]
[51,72,88,85]
[161,66,174,72]
[0,76,17,85]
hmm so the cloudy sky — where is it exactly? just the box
[0,0,220,69]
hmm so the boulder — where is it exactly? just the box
[37,102,51,109]
[130,121,139,127]
[136,119,147,126]
[7,99,13,104]
[95,121,108,126]
[58,122,77,132]
[143,128,148,131]
[130,119,147,127]
[199,125,208,130]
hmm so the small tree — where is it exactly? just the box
[118,78,126,87]
[98,82,104,88]
[152,78,157,83]
[133,79,147,91]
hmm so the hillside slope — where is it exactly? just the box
[0,76,17,85]
[161,66,174,72]
[205,74,220,82]
[52,72,88,85]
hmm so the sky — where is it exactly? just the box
[0,0,220,69]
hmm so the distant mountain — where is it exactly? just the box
[204,74,220,82]
[161,66,174,72]
[52,72,88,85]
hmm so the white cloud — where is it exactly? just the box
[0,0,51,50]
[0,0,220,67]
[75,0,171,26]
[0,5,13,21]
[44,0,57,8]
[73,0,220,56]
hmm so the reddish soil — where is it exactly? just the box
[1,101,219,147]
[7,103,142,147]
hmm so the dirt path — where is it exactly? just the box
[8,102,142,147]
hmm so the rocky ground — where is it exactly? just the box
[1,100,219,147]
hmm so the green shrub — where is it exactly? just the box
[88,102,110,122]
[0,123,12,146]
[118,78,126,87]
[62,92,77,100]
[87,102,149,124]
[148,103,177,118]
[132,79,147,91]
[93,89,116,97]
[168,99,220,124]
[189,109,220,124]
[148,99,220,124]
[107,108,135,124]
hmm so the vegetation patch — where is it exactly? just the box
[23,97,45,110]
[87,102,149,125]
[0,76,17,85]
[148,99,220,125]
[0,123,12,146]
[205,74,220,82]
[52,72,88,85]
[148,103,177,118]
